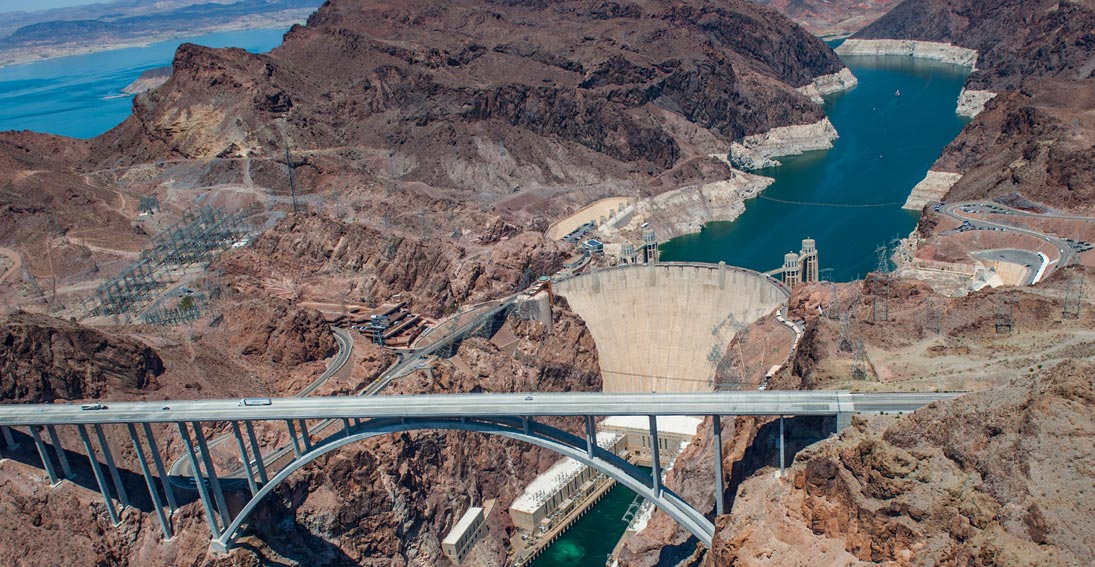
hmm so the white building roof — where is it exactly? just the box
[510,432,622,514]
[600,415,702,437]
[442,506,484,546]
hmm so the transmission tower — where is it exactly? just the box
[995,297,1015,334]
[285,145,298,213]
[872,244,892,322]
[838,312,854,352]
[824,281,839,320]
[1063,277,1084,319]
[709,312,747,390]
[850,340,867,380]
[924,298,943,335]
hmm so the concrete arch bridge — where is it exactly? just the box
[0,391,960,552]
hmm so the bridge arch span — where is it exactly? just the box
[212,417,715,552]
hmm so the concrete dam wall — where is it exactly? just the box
[554,263,789,393]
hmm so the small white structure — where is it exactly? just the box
[441,506,486,564]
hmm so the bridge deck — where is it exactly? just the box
[0,392,962,426]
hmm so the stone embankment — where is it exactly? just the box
[795,68,858,104]
[729,118,839,170]
[835,39,978,67]
[901,170,962,210]
[955,87,996,118]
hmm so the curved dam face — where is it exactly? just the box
[554,263,789,393]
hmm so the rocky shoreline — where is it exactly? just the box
[835,38,978,67]
[795,67,858,104]
[955,87,996,118]
[901,170,962,211]
[623,169,774,240]
[728,118,839,171]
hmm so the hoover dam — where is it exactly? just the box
[554,263,790,393]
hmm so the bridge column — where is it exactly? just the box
[341,418,352,438]
[29,426,60,485]
[297,419,312,451]
[126,424,173,541]
[191,422,231,527]
[230,422,259,497]
[778,416,785,478]
[76,424,120,525]
[712,416,724,516]
[2,425,16,450]
[177,422,223,537]
[45,425,74,479]
[649,416,662,497]
[836,391,854,433]
[522,416,532,435]
[584,415,596,457]
[95,424,130,508]
[244,421,268,485]
[142,423,178,513]
[285,420,303,458]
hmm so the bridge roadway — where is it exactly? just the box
[0,390,960,552]
[0,391,959,426]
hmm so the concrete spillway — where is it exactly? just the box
[554,263,789,393]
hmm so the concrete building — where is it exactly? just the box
[599,415,702,466]
[782,252,801,287]
[553,263,789,393]
[442,506,486,564]
[620,242,637,265]
[510,432,625,534]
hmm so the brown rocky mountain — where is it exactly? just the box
[853,0,1095,210]
[707,357,1095,566]
[752,0,900,38]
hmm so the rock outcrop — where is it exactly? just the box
[707,359,1095,566]
[0,312,164,402]
[729,118,839,170]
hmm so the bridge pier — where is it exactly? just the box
[177,422,223,537]
[95,424,130,508]
[297,419,312,451]
[244,421,268,485]
[2,425,16,451]
[30,426,60,486]
[191,422,231,528]
[649,416,662,497]
[45,425,74,480]
[230,422,259,497]
[127,424,173,541]
[712,415,724,516]
[286,420,304,458]
[76,424,120,525]
[584,415,595,458]
[142,423,178,513]
[778,416,785,478]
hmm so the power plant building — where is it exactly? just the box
[509,432,625,533]
[598,415,702,466]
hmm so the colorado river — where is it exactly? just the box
[660,53,971,281]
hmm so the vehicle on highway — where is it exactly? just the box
[161,406,171,410]
[240,397,272,406]
[524,395,533,401]
[81,403,107,410]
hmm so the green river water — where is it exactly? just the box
[532,53,971,567]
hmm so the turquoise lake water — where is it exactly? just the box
[660,55,971,281]
[0,27,290,139]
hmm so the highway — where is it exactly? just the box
[941,201,1084,270]
[167,327,353,481]
[0,391,963,426]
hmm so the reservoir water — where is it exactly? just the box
[661,55,971,281]
[529,475,644,567]
[0,27,290,139]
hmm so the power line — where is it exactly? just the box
[757,195,905,208]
